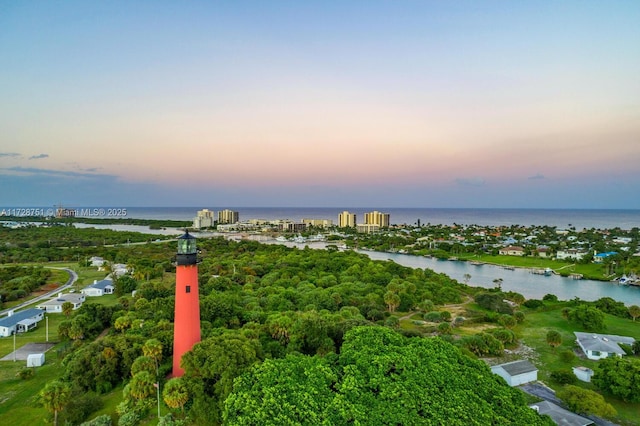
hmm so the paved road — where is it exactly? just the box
[0,267,77,316]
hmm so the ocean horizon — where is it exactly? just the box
[102,207,640,230]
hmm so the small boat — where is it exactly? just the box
[619,276,631,285]
[470,261,484,266]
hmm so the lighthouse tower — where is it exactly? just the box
[172,231,201,377]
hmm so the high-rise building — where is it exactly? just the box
[364,211,390,227]
[172,231,201,377]
[193,209,215,229]
[218,209,239,224]
[339,211,356,228]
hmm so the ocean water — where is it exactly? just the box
[122,207,640,230]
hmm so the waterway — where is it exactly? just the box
[359,250,640,306]
[69,223,640,306]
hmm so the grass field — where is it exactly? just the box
[517,304,640,425]
[456,254,609,280]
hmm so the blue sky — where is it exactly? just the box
[1,1,639,208]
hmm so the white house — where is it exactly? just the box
[0,309,45,337]
[81,278,114,297]
[572,366,594,383]
[556,249,588,261]
[89,256,105,267]
[574,332,635,360]
[530,401,593,426]
[490,359,538,386]
[36,293,85,313]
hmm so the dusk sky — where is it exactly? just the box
[1,1,639,208]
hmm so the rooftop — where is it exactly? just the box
[493,359,537,376]
[574,332,635,355]
[530,401,593,426]
[0,309,45,328]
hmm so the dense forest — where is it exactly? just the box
[39,237,559,425]
[4,229,639,424]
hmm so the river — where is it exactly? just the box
[359,250,640,306]
[69,223,640,306]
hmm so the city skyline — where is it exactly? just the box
[1,1,639,209]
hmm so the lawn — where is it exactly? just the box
[0,355,64,425]
[457,254,608,280]
[517,304,640,425]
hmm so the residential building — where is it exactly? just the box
[593,252,617,263]
[490,359,538,386]
[278,222,307,232]
[0,309,45,337]
[338,211,356,228]
[357,223,380,234]
[81,278,115,297]
[89,256,105,267]
[499,246,525,256]
[364,211,390,227]
[193,209,215,229]
[302,218,333,228]
[218,209,239,224]
[36,293,85,313]
[556,249,588,261]
[574,332,635,360]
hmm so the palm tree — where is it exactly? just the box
[163,377,189,415]
[383,291,401,313]
[142,339,163,376]
[546,330,562,351]
[39,380,71,425]
[61,301,73,317]
[129,371,155,400]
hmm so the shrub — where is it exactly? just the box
[65,393,104,425]
[550,370,577,385]
[542,294,558,302]
[523,299,544,309]
[17,368,34,380]
[423,311,443,323]
[80,414,113,426]
[559,350,576,363]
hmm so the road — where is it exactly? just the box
[0,267,78,316]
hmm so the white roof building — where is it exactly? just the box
[574,332,635,360]
[81,278,115,297]
[490,359,538,387]
[36,293,85,313]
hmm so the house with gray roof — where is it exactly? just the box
[81,278,114,297]
[490,359,537,386]
[0,308,45,337]
[530,401,593,426]
[36,293,85,313]
[574,332,635,360]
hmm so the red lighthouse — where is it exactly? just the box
[172,231,201,377]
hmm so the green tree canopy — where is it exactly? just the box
[592,357,640,402]
[557,385,617,418]
[546,330,562,350]
[223,327,553,425]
